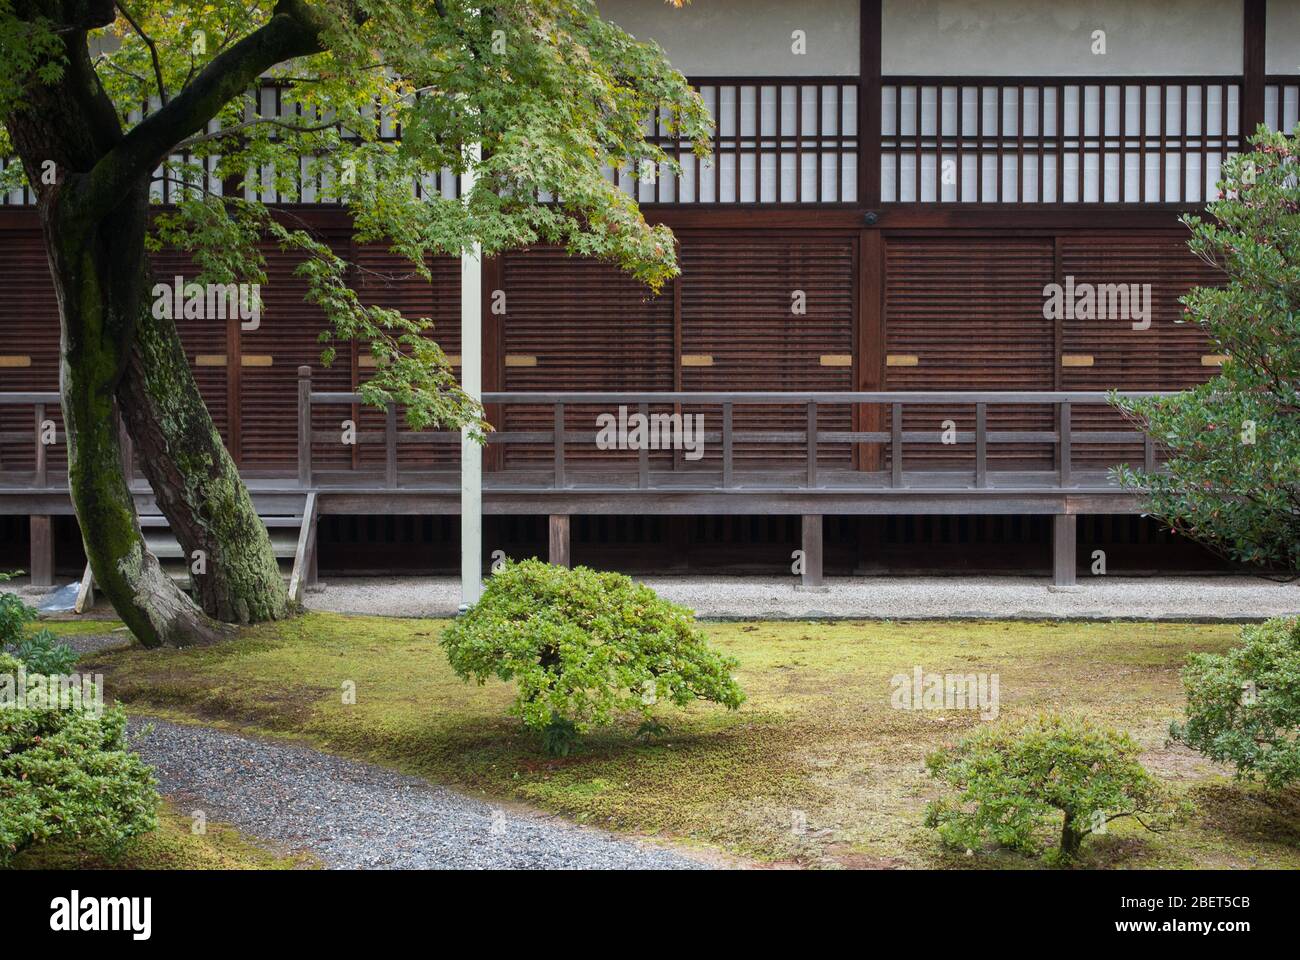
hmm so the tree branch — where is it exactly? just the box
[174,116,349,150]
[80,0,345,220]
[94,53,149,87]
[114,1,168,104]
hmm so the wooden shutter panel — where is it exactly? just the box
[680,234,856,466]
[0,225,63,473]
[149,250,230,450]
[501,247,674,467]
[353,247,461,469]
[238,232,353,468]
[1059,236,1218,465]
[884,237,1056,467]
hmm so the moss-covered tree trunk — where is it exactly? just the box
[41,185,289,643]
[118,281,291,626]
[40,180,222,647]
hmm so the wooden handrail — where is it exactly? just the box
[309,389,1172,405]
[290,366,1169,492]
[0,392,60,404]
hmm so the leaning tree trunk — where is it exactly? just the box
[117,278,291,626]
[41,176,289,643]
[40,178,224,647]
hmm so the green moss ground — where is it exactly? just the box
[12,801,319,870]
[49,614,1300,869]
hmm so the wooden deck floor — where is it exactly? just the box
[1,464,1142,517]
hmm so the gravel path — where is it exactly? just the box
[127,718,706,870]
[306,574,1300,621]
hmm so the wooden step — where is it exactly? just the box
[143,530,300,559]
[74,492,318,613]
[137,515,303,529]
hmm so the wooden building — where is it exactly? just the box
[2,0,1298,587]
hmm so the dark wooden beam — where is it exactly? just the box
[859,0,882,208]
[855,230,884,470]
[1243,0,1267,140]
[0,200,1209,235]
[870,205,1197,231]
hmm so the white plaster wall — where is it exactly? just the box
[883,0,1241,75]
[1268,0,1300,73]
[596,0,860,76]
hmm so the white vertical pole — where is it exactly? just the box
[460,145,483,611]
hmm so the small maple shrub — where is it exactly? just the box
[925,714,1176,862]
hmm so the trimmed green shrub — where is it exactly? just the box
[1171,616,1300,790]
[440,560,745,753]
[6,629,79,675]
[0,651,159,865]
[1113,128,1300,570]
[925,714,1176,863]
[0,571,76,674]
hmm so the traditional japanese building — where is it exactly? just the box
[2,0,1298,589]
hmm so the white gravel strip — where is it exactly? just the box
[128,718,706,870]
[305,575,1300,622]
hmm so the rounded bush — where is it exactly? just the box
[441,560,744,750]
[1172,615,1300,790]
[0,652,159,864]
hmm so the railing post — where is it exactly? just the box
[722,400,733,489]
[975,402,988,488]
[33,403,46,489]
[385,402,398,489]
[297,365,312,488]
[1057,400,1072,488]
[553,402,566,490]
[890,402,903,488]
[638,402,649,490]
[806,400,818,488]
[1143,432,1155,474]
